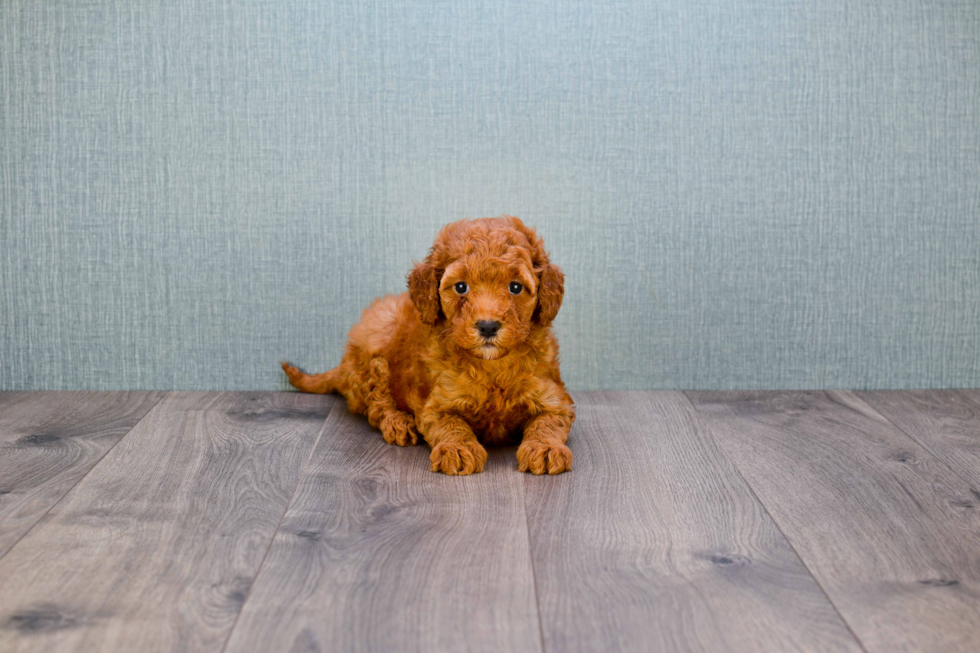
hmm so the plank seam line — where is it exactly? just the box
[521,474,549,653]
[0,391,170,563]
[218,395,339,653]
[678,391,871,653]
[852,391,980,492]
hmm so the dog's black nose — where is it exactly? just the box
[476,320,501,338]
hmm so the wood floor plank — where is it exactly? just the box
[686,390,980,653]
[0,391,333,653]
[223,402,542,653]
[524,391,861,653]
[857,390,980,488]
[0,391,165,558]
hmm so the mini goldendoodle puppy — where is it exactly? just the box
[282,216,574,475]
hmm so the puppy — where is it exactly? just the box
[282,216,574,475]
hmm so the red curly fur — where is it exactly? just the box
[282,216,575,475]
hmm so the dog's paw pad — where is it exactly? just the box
[430,441,488,475]
[517,441,572,475]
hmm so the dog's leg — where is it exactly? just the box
[517,412,573,475]
[281,362,341,394]
[365,358,419,446]
[417,411,488,475]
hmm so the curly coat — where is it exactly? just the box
[282,216,574,475]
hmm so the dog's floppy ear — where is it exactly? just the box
[534,263,564,326]
[501,215,565,327]
[407,261,443,325]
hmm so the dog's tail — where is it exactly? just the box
[281,361,341,394]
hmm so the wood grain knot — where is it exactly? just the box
[16,434,60,446]
[352,477,381,497]
[295,530,321,541]
[696,551,752,567]
[5,608,78,633]
[367,505,399,521]
[917,579,959,587]
[711,555,750,566]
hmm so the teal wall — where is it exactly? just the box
[2,1,978,391]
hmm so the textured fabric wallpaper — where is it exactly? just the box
[1,1,978,391]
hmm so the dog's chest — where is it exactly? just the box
[462,383,532,444]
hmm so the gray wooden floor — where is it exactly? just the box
[1,390,979,653]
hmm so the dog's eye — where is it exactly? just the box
[454,281,468,294]
[509,282,523,295]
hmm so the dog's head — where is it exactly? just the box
[407,216,565,360]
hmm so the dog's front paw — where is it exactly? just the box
[430,441,488,475]
[380,412,419,446]
[517,440,572,475]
